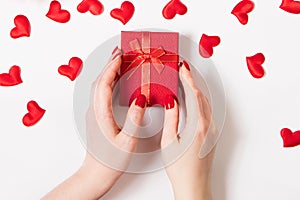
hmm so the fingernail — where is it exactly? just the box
[179,61,183,67]
[112,46,119,55]
[112,52,122,61]
[135,94,147,108]
[114,73,120,82]
[164,95,176,110]
[182,60,190,71]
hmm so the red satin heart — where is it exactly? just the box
[246,53,265,79]
[281,128,300,148]
[58,57,83,81]
[0,66,23,87]
[46,1,71,23]
[22,101,46,127]
[280,0,300,14]
[110,1,135,25]
[10,15,31,39]
[231,0,255,25]
[77,0,104,15]
[199,34,221,58]
[162,0,188,20]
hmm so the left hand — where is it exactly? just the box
[42,47,147,200]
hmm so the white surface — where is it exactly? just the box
[0,0,300,200]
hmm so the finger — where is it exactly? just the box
[179,61,203,95]
[179,61,213,148]
[202,95,212,121]
[90,47,121,99]
[91,47,121,87]
[111,72,120,88]
[98,47,122,89]
[93,82,120,138]
[179,61,204,124]
[198,95,219,159]
[198,121,219,159]
[179,61,220,159]
[119,94,147,139]
[161,95,179,148]
[92,48,122,137]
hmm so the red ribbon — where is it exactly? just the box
[122,32,178,104]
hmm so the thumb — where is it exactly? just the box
[119,94,147,138]
[161,95,179,148]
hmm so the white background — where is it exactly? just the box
[0,0,300,199]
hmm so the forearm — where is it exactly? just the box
[42,154,122,200]
[169,170,213,200]
[172,184,212,200]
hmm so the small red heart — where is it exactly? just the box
[199,34,221,58]
[77,0,104,15]
[0,66,23,87]
[162,0,188,20]
[231,0,255,25]
[110,1,135,25]
[10,15,31,39]
[280,0,300,14]
[46,1,71,23]
[58,57,83,81]
[281,128,300,148]
[246,53,265,79]
[22,101,46,127]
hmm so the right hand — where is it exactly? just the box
[161,61,218,200]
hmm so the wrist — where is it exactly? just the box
[173,190,212,200]
[80,153,122,195]
[172,183,212,200]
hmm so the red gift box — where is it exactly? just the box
[119,31,179,106]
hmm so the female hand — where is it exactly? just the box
[42,48,147,200]
[161,61,218,200]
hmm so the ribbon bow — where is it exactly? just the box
[124,39,167,80]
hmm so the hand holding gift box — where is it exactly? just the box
[120,31,179,106]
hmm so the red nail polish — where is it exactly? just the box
[178,62,183,67]
[112,46,119,55]
[112,52,122,61]
[164,95,175,110]
[182,60,190,71]
[135,94,147,108]
[114,73,120,82]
